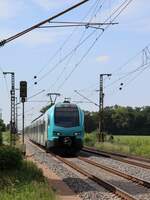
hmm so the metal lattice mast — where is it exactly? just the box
[98,74,111,142]
[3,72,16,145]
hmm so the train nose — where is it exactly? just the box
[64,137,72,146]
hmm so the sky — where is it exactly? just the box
[0,0,150,127]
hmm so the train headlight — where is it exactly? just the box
[53,132,62,136]
[56,132,61,136]
[74,132,80,136]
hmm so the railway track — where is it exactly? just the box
[26,139,150,200]
[78,156,150,188]
[83,146,150,163]
[55,154,137,200]
[83,147,150,170]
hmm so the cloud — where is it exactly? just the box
[0,0,23,19]
[96,55,110,63]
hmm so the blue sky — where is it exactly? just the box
[0,0,150,126]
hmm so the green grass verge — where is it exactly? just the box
[0,160,56,200]
[84,133,150,158]
[2,131,10,145]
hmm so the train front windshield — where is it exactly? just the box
[54,105,79,128]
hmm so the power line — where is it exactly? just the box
[31,0,101,82]
[74,90,99,107]
[57,0,134,91]
[32,0,105,87]
[47,0,105,91]
[0,0,90,47]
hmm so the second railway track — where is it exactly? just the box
[26,139,150,200]
[82,147,150,170]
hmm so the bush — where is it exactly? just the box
[0,146,23,170]
[84,133,97,146]
[0,132,2,146]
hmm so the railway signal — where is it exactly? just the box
[20,81,27,155]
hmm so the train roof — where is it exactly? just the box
[55,102,78,108]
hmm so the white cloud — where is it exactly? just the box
[0,0,23,19]
[96,55,110,63]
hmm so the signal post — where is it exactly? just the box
[20,81,27,155]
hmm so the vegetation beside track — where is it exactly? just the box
[0,160,55,200]
[2,131,10,145]
[0,132,56,200]
[84,132,150,158]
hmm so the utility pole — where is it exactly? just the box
[15,97,18,134]
[98,74,112,142]
[3,72,16,146]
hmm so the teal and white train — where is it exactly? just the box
[26,101,84,154]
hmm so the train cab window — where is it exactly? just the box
[54,105,79,128]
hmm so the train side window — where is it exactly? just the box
[48,116,50,126]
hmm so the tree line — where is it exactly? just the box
[84,105,150,135]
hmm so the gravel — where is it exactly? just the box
[81,151,150,183]
[69,157,150,200]
[25,141,121,200]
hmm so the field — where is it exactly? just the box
[84,133,150,158]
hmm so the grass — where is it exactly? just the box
[84,132,150,158]
[0,160,56,200]
[2,131,10,145]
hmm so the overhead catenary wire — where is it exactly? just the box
[46,0,105,92]
[77,43,150,95]
[32,0,101,80]
[0,0,90,47]
[56,0,134,91]
[105,63,150,97]
[74,90,99,107]
[31,0,104,86]
[41,0,134,111]
[105,58,150,90]
[30,0,104,104]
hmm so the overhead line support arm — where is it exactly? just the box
[0,0,89,47]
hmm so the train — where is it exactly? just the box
[26,101,84,155]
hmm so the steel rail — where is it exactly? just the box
[84,146,150,163]
[83,147,150,170]
[26,139,137,200]
[78,156,150,188]
[54,154,137,200]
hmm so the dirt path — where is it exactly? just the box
[27,154,81,200]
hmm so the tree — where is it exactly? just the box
[84,112,97,133]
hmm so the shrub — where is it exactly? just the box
[0,146,23,170]
[0,132,2,146]
[84,133,97,146]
